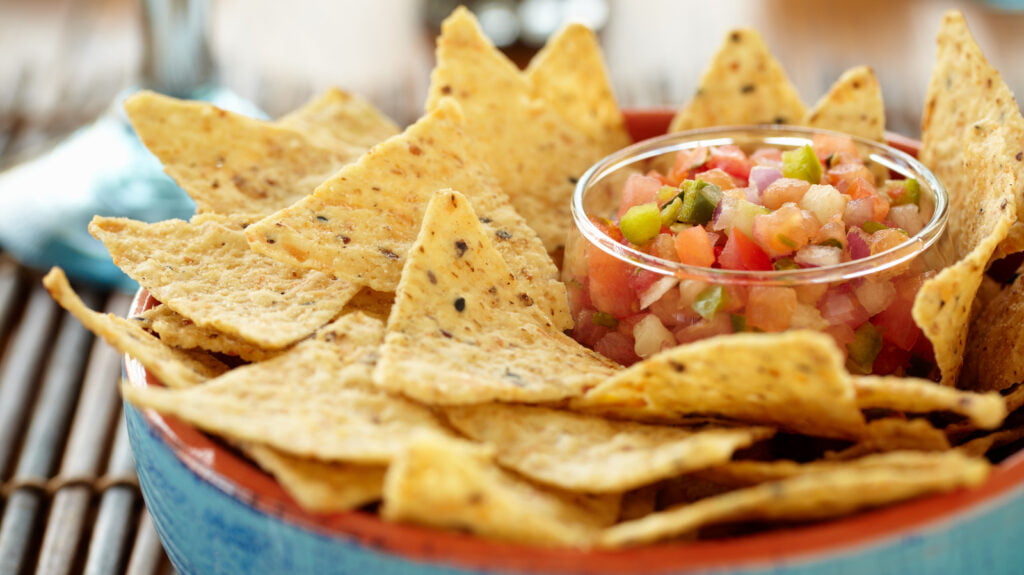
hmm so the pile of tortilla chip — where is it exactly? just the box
[42,7,1024,550]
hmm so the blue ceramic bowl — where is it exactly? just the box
[124,114,1024,575]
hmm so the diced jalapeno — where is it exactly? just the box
[730,313,747,333]
[773,257,800,271]
[677,179,722,225]
[657,185,680,203]
[862,221,888,234]
[692,284,728,320]
[782,145,823,184]
[591,311,619,329]
[620,203,662,245]
[817,238,844,249]
[660,197,683,227]
[897,178,920,206]
[846,323,882,375]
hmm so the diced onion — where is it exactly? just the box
[633,314,676,358]
[847,229,871,260]
[749,165,782,194]
[794,244,842,267]
[639,276,679,310]
[888,204,924,236]
[855,280,897,315]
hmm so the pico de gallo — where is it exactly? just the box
[568,132,938,377]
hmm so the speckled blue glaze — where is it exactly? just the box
[127,401,1024,575]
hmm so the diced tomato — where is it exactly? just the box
[694,167,739,190]
[594,331,641,366]
[751,204,818,257]
[872,343,912,376]
[617,174,664,219]
[746,286,798,332]
[873,295,921,351]
[719,228,772,271]
[750,147,783,167]
[648,233,679,261]
[586,242,636,318]
[670,146,709,184]
[823,322,858,358]
[627,268,661,296]
[674,225,716,267]
[705,145,752,180]
[762,178,811,210]
[571,308,612,348]
[812,133,860,166]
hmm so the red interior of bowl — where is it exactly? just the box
[125,112,1024,574]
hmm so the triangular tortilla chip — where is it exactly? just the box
[525,22,631,153]
[920,10,1024,258]
[43,268,227,388]
[805,65,885,141]
[576,331,866,440]
[825,418,952,461]
[125,91,362,215]
[137,304,282,363]
[245,99,571,331]
[90,214,358,349]
[912,119,1019,385]
[242,443,385,513]
[120,324,453,464]
[381,434,618,548]
[444,403,772,493]
[426,7,609,254]
[277,87,400,150]
[852,374,1006,429]
[375,190,619,405]
[963,273,1024,391]
[668,28,807,132]
[599,451,989,548]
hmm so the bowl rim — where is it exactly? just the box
[123,111,1024,574]
[570,124,949,286]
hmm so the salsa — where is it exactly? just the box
[568,133,937,376]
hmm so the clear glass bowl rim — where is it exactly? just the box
[570,125,949,286]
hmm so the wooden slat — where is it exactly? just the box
[83,414,140,575]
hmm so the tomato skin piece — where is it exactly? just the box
[594,331,641,366]
[873,295,921,351]
[719,228,772,271]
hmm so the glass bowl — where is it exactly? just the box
[564,125,949,376]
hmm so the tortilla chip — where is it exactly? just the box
[958,426,1024,458]
[599,451,989,548]
[381,434,617,548]
[124,91,361,215]
[246,99,571,331]
[340,287,395,322]
[443,403,773,493]
[962,273,1024,391]
[277,87,400,150]
[920,10,1024,259]
[43,268,227,388]
[577,331,866,439]
[524,22,631,153]
[241,443,385,512]
[138,304,281,363]
[375,190,619,405]
[912,119,1019,385]
[120,336,452,463]
[805,66,885,141]
[668,28,807,132]
[825,418,951,461]
[90,214,358,349]
[700,446,965,488]
[852,375,1006,429]
[426,7,608,254]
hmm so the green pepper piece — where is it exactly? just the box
[782,145,823,184]
[677,179,722,225]
[862,221,888,234]
[846,323,882,375]
[692,285,728,320]
[730,313,747,333]
[817,238,844,249]
[660,197,683,227]
[620,203,662,245]
[773,258,800,271]
[591,311,619,329]
[657,185,680,204]
[897,178,921,206]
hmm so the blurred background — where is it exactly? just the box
[1,0,1023,168]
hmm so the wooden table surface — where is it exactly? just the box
[0,1,1021,574]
